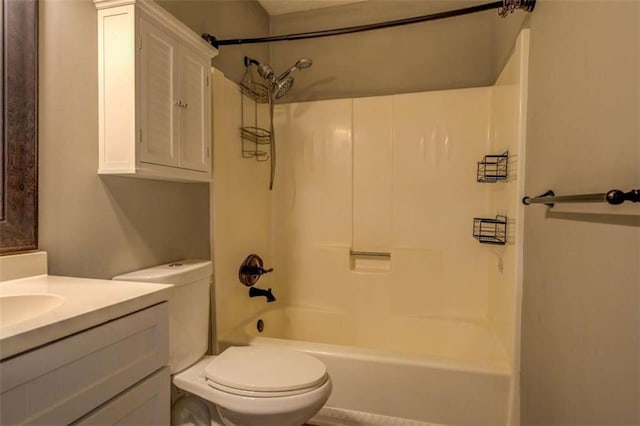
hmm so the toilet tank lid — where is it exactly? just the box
[113,259,212,286]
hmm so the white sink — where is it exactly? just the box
[0,275,172,360]
[0,294,64,327]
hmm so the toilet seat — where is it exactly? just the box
[206,376,328,398]
[204,346,328,397]
[173,355,332,419]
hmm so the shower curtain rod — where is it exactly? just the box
[201,0,535,49]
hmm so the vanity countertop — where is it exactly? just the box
[0,274,172,360]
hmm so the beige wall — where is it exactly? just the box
[521,1,639,424]
[157,0,270,84]
[38,0,265,279]
[268,1,529,103]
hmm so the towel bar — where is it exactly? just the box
[522,189,640,207]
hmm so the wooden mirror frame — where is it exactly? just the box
[1,0,38,254]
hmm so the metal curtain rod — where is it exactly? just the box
[201,0,536,49]
[522,189,640,207]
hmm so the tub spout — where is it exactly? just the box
[249,286,276,303]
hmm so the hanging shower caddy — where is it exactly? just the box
[473,215,508,245]
[239,64,272,161]
[476,151,509,183]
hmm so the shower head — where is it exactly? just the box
[244,56,312,100]
[276,58,313,82]
[272,76,294,100]
[295,58,313,69]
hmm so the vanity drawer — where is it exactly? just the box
[73,367,170,425]
[0,302,169,425]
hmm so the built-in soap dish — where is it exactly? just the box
[349,250,391,272]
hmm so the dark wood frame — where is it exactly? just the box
[1,0,38,254]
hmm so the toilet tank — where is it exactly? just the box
[113,260,212,374]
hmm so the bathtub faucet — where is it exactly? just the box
[249,286,276,303]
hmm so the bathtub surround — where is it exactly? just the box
[211,31,529,424]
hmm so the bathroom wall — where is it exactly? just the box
[210,70,272,342]
[38,0,210,279]
[269,1,530,102]
[520,1,639,424]
[156,0,270,84]
[37,0,267,279]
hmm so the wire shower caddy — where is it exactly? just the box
[477,151,509,183]
[473,215,508,245]
[239,66,271,161]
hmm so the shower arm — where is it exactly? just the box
[244,57,260,67]
[202,0,535,48]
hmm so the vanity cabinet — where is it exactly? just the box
[95,0,217,182]
[0,303,169,425]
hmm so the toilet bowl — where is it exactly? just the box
[114,260,331,426]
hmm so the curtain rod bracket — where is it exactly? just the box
[202,33,219,49]
[499,0,536,18]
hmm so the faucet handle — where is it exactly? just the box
[238,254,273,287]
[242,266,273,276]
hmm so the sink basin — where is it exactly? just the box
[0,294,64,327]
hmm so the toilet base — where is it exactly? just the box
[172,393,224,426]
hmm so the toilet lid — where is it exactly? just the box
[204,346,327,393]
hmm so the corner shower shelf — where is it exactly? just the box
[473,215,507,245]
[240,70,271,162]
[477,151,508,183]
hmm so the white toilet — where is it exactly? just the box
[114,260,331,426]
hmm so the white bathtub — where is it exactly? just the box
[219,306,511,425]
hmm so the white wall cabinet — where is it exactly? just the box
[95,0,217,182]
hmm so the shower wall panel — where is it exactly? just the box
[271,99,353,309]
[352,97,393,254]
[272,88,496,321]
[391,88,493,318]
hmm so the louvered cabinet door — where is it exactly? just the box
[138,17,179,168]
[178,46,211,173]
